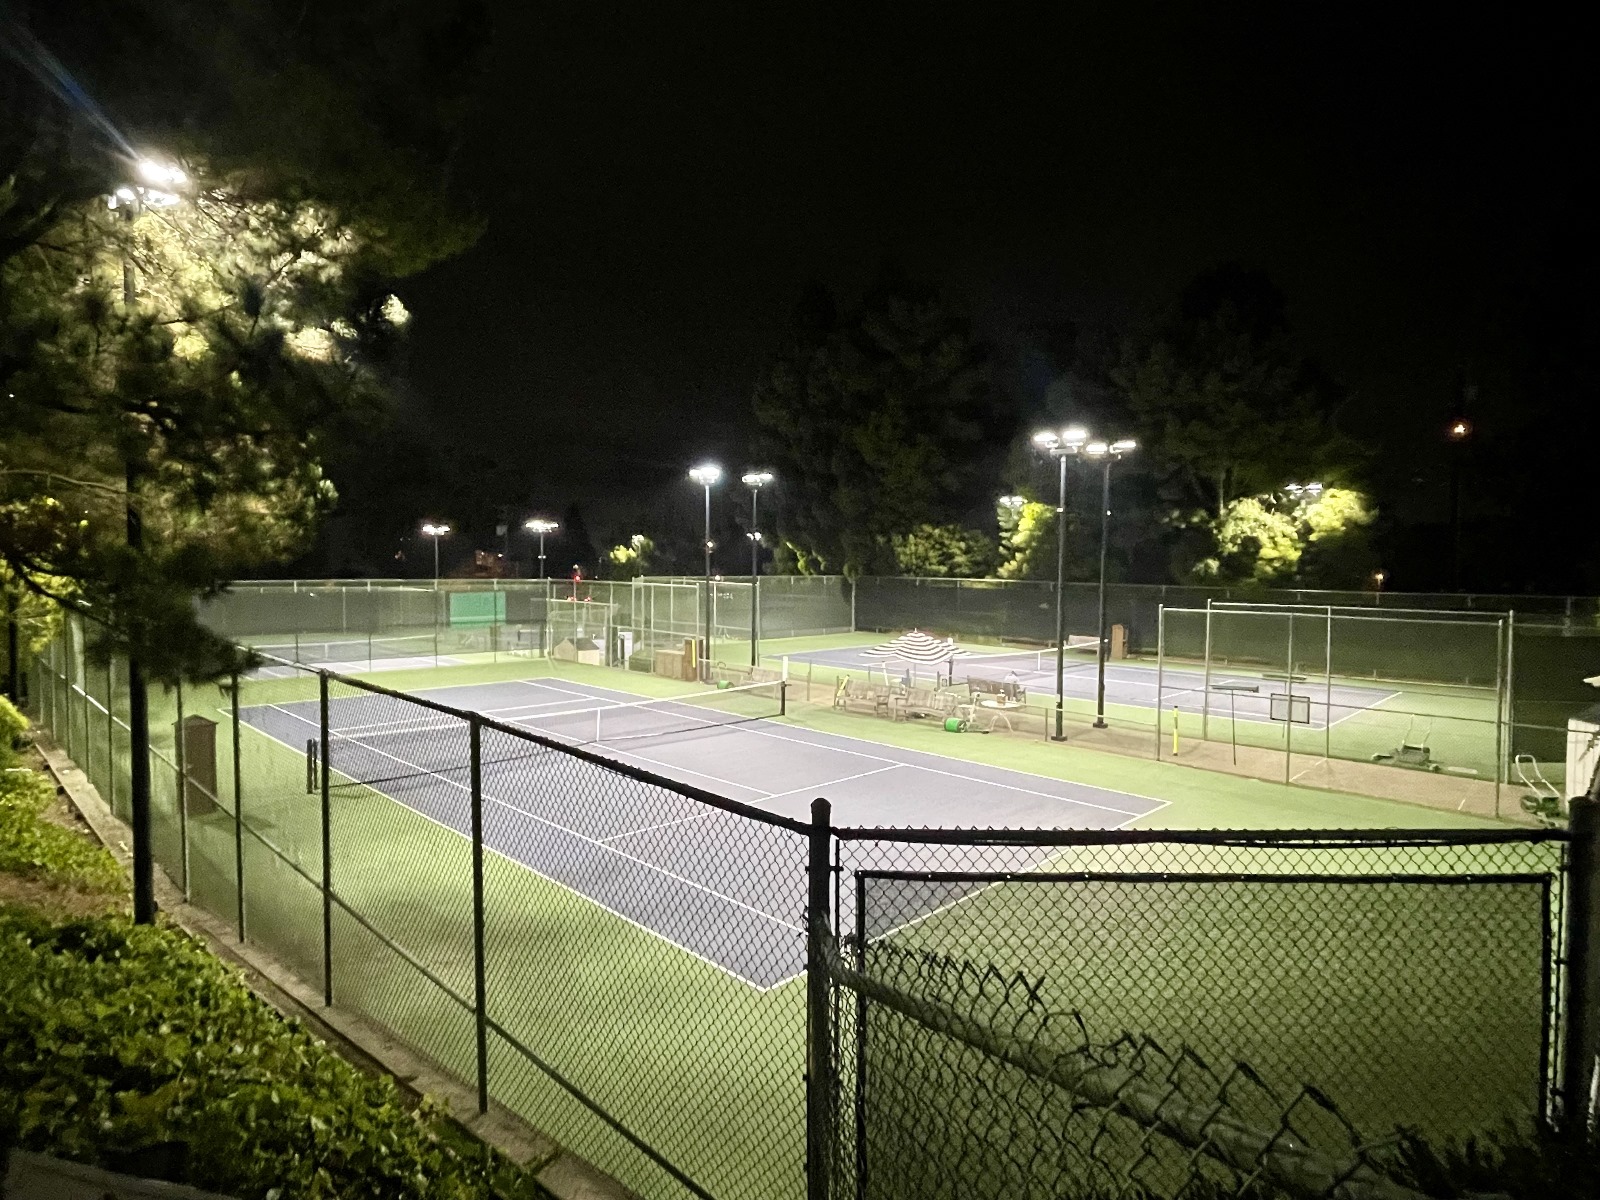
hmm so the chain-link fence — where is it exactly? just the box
[825,826,1573,1200]
[853,576,1600,654]
[1147,603,1600,817]
[21,623,1600,1200]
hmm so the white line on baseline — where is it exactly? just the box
[235,715,793,992]
[258,703,802,932]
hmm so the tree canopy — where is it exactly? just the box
[0,1,486,678]
[1113,266,1360,518]
[753,273,1009,577]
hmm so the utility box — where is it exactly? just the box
[175,714,219,817]
[1110,624,1129,660]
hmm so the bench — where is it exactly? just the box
[967,676,1027,705]
[833,677,894,717]
[890,685,958,722]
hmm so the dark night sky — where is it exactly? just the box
[397,5,1592,541]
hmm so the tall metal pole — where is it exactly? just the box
[703,482,713,682]
[1052,452,1068,741]
[4,589,17,703]
[122,200,156,926]
[749,486,760,667]
[127,479,155,923]
[1092,456,1113,729]
[538,531,547,579]
[432,535,440,584]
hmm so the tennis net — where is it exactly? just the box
[251,634,441,667]
[325,679,786,794]
[961,637,1098,680]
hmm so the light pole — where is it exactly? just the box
[524,518,559,579]
[109,157,187,926]
[741,472,773,667]
[689,464,722,680]
[421,522,451,584]
[1082,438,1137,728]
[1031,427,1088,740]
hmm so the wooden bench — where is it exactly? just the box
[833,677,894,717]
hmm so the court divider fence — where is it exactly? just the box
[20,624,1600,1200]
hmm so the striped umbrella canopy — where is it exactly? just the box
[862,629,968,665]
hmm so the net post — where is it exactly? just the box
[1561,796,1600,1134]
[1201,599,1212,741]
[319,671,333,1007]
[469,715,490,1114]
[780,678,788,718]
[231,671,245,941]
[805,796,835,1200]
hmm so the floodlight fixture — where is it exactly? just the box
[1447,419,1472,441]
[420,522,451,582]
[741,471,773,488]
[998,495,1026,510]
[524,517,559,577]
[689,463,722,487]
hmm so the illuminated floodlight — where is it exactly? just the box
[998,495,1026,510]
[741,470,773,488]
[1448,419,1472,441]
[523,517,559,534]
[1110,439,1137,455]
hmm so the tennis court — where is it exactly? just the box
[782,641,1399,730]
[240,676,1165,986]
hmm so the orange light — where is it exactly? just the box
[1447,419,1471,441]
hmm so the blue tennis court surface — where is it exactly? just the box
[780,643,1399,729]
[241,677,1164,986]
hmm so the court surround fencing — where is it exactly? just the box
[23,624,1600,1200]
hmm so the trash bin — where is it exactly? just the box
[175,713,219,816]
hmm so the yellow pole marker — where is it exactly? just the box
[1172,705,1180,755]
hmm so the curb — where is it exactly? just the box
[32,737,640,1200]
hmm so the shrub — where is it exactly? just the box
[0,695,27,762]
[0,906,538,1198]
[0,768,124,893]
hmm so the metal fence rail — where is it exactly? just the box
[21,624,1600,1200]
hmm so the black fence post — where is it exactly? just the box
[470,716,490,1114]
[231,672,245,941]
[805,797,834,1200]
[320,671,333,1007]
[1563,796,1600,1134]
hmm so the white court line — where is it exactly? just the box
[259,703,802,931]
[239,713,793,992]
[501,678,1163,820]
[1326,688,1405,728]
[760,764,903,803]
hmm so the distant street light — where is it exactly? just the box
[421,522,451,584]
[998,495,1026,511]
[689,464,723,680]
[742,471,774,666]
[1082,438,1137,729]
[1446,416,1472,589]
[524,517,559,579]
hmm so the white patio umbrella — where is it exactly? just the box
[862,630,968,684]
